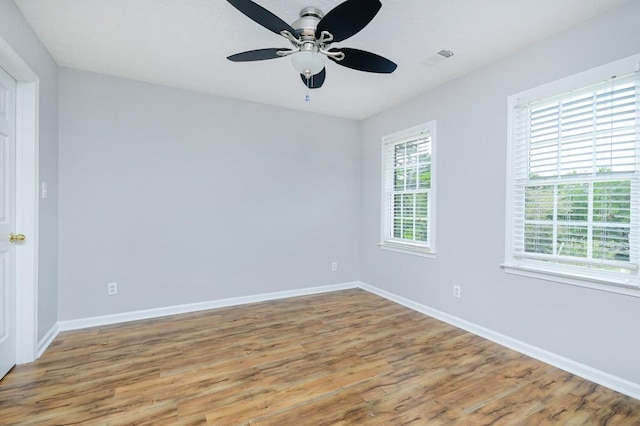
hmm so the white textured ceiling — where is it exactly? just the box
[14,0,632,119]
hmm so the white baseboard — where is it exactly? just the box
[41,280,640,400]
[58,282,358,332]
[357,281,640,401]
[37,323,59,358]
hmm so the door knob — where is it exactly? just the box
[9,233,26,243]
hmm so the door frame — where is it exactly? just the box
[0,36,40,364]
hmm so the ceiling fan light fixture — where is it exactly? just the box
[291,50,326,79]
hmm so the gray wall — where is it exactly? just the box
[58,68,361,320]
[359,1,640,384]
[0,0,58,341]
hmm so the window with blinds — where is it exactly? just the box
[381,122,435,256]
[507,62,640,289]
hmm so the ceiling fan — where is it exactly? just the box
[226,0,397,89]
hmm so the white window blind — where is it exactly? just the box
[381,122,435,255]
[509,71,640,287]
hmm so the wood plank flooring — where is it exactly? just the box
[1,289,639,425]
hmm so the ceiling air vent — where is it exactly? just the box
[422,49,455,67]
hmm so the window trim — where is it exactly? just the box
[504,54,640,295]
[502,264,640,299]
[380,121,436,257]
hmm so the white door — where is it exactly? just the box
[0,65,17,380]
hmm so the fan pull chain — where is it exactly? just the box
[305,74,312,102]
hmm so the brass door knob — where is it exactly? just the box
[9,233,26,243]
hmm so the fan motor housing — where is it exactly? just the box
[292,7,324,38]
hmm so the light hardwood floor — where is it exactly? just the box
[1,289,639,425]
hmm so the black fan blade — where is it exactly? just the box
[227,0,296,36]
[316,0,382,43]
[329,48,397,73]
[227,48,289,62]
[300,68,326,89]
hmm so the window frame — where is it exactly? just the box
[504,54,640,297]
[380,121,436,258]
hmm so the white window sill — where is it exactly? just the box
[378,242,436,259]
[501,263,640,298]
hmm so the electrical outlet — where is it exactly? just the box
[331,262,338,271]
[453,285,461,299]
[108,282,118,296]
